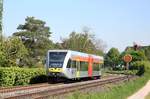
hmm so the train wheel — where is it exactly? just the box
[94,77,97,80]
[47,77,57,84]
[96,76,101,79]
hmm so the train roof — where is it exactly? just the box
[48,50,68,52]
[48,50,103,60]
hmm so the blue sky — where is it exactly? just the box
[3,0,150,52]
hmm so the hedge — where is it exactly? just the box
[106,70,138,75]
[130,61,150,76]
[106,61,150,76]
[0,67,47,87]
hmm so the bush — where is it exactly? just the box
[130,61,150,76]
[106,61,150,76]
[0,68,16,86]
[106,70,138,75]
[0,67,47,87]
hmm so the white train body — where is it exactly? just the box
[46,50,104,79]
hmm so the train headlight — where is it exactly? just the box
[49,68,63,72]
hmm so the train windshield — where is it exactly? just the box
[49,52,67,68]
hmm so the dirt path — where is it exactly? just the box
[128,80,150,99]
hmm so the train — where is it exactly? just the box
[46,50,104,82]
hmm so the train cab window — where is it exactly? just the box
[49,52,67,68]
[67,59,71,68]
[71,61,76,68]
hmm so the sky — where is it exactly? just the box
[3,0,150,52]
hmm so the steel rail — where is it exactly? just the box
[3,75,135,99]
[0,83,49,93]
[0,74,114,93]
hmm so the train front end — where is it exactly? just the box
[46,50,68,81]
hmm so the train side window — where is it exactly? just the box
[80,61,88,71]
[93,63,100,71]
[71,61,76,68]
[67,59,71,68]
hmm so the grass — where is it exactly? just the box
[145,92,150,99]
[67,71,150,99]
[106,70,138,75]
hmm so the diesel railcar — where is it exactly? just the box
[46,50,103,81]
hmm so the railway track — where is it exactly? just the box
[0,74,114,94]
[0,83,50,93]
[0,75,135,99]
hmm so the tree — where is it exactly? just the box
[13,17,54,67]
[144,46,150,61]
[104,48,120,68]
[60,31,105,55]
[121,49,147,62]
[0,41,6,66]
[93,39,107,55]
[0,37,28,67]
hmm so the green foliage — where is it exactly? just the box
[0,42,7,66]
[1,17,106,68]
[0,37,28,67]
[118,49,148,71]
[121,50,147,62]
[14,16,51,37]
[0,0,3,66]
[14,68,46,85]
[104,48,120,68]
[107,61,150,76]
[13,17,54,67]
[95,73,149,99]
[125,45,150,62]
[106,70,138,75]
[60,31,104,56]
[0,67,47,86]
[144,46,150,61]
[0,68,16,86]
[130,61,150,76]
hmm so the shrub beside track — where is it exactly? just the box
[0,67,47,87]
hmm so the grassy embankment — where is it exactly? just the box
[145,92,150,99]
[68,61,150,99]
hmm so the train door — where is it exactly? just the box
[99,64,102,75]
[71,60,77,78]
[76,61,80,78]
